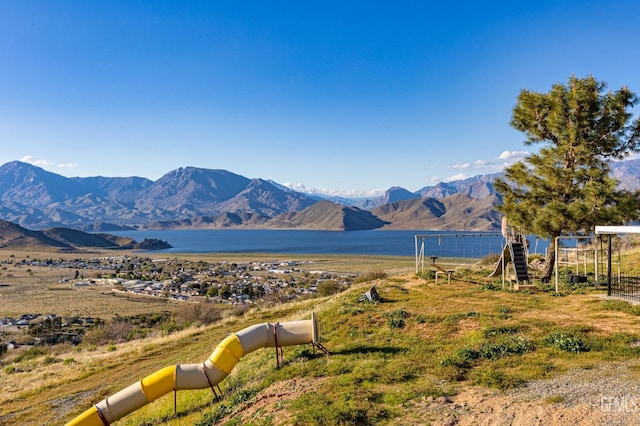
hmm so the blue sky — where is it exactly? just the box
[1,1,639,196]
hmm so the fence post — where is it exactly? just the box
[607,235,612,297]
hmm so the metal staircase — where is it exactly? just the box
[502,223,530,285]
[508,240,529,284]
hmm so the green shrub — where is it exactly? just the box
[544,331,589,353]
[439,336,533,382]
[194,404,233,426]
[545,395,565,404]
[384,309,410,329]
[479,335,533,360]
[483,325,526,338]
[290,393,371,425]
[43,355,60,365]
[601,299,640,315]
[229,388,258,406]
[353,269,388,284]
[12,347,48,363]
[470,367,524,389]
[497,306,513,319]
[415,314,427,324]
[317,280,342,297]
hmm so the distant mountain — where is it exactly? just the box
[417,173,501,200]
[0,162,316,229]
[2,158,640,232]
[356,187,421,210]
[372,193,502,231]
[214,178,315,216]
[70,175,153,202]
[141,212,271,229]
[0,219,169,250]
[611,158,640,191]
[0,160,89,206]
[268,200,390,230]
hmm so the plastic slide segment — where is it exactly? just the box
[96,382,151,424]
[64,406,103,426]
[175,362,227,390]
[65,316,318,426]
[488,245,510,277]
[234,319,316,353]
[235,323,271,353]
[140,365,177,401]
[209,333,244,374]
[272,321,315,347]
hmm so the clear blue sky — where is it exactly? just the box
[1,1,639,197]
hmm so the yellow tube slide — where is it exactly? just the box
[65,313,319,426]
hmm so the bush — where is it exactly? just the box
[479,253,501,266]
[439,336,533,382]
[353,269,388,284]
[317,280,342,297]
[470,367,524,389]
[11,347,49,363]
[544,330,589,353]
[174,303,222,326]
[384,309,410,329]
[290,393,371,425]
[479,335,533,360]
[83,320,134,345]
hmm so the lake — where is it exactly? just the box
[113,229,551,258]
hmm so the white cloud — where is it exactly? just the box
[283,182,384,198]
[443,173,469,182]
[21,156,52,167]
[452,162,471,169]
[448,150,529,174]
[57,162,79,169]
[498,150,528,161]
[283,182,308,192]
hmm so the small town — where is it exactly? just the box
[0,255,355,349]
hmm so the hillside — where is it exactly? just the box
[268,200,390,230]
[0,219,169,250]
[3,270,640,425]
[372,193,502,231]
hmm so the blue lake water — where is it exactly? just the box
[113,229,551,258]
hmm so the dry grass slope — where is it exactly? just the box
[3,264,640,425]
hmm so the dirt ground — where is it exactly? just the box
[225,367,640,426]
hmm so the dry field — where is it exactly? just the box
[0,249,184,318]
[0,249,417,318]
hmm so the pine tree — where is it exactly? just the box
[494,75,640,281]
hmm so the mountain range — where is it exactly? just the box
[0,159,639,232]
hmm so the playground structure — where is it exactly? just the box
[414,232,503,275]
[66,314,327,426]
[489,222,531,289]
[414,221,640,297]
